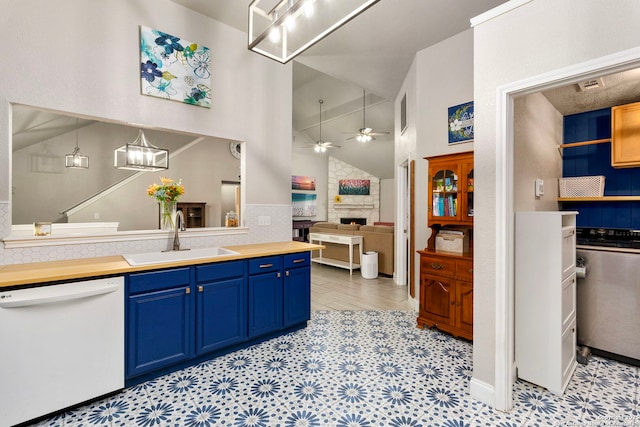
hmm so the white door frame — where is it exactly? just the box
[395,156,410,287]
[493,46,640,411]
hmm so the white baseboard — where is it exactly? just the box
[470,377,495,407]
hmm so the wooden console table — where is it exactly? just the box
[309,233,363,276]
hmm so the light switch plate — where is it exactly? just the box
[258,216,271,226]
[535,178,544,197]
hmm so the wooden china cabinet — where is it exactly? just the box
[417,151,474,340]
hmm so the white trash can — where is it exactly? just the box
[361,251,378,279]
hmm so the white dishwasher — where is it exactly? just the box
[0,276,124,426]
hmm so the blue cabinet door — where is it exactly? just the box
[284,265,311,327]
[248,272,283,337]
[196,277,246,354]
[127,286,192,378]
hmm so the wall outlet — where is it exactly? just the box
[258,215,271,226]
[94,212,100,220]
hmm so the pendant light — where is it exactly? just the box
[249,0,380,64]
[65,118,89,169]
[114,129,169,171]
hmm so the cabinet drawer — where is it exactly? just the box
[284,252,310,269]
[456,260,473,282]
[421,255,456,278]
[196,260,244,283]
[249,256,282,275]
[128,267,191,294]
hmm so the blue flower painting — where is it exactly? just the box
[140,26,211,108]
[448,101,474,144]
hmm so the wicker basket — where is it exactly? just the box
[558,176,605,198]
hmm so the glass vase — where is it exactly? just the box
[160,200,177,231]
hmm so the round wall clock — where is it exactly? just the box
[229,142,241,159]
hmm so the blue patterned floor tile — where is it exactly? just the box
[27,310,640,427]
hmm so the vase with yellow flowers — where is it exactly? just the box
[147,177,185,230]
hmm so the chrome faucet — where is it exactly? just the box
[172,210,187,251]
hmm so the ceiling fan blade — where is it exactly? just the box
[369,131,390,136]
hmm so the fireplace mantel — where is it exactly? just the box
[333,203,375,209]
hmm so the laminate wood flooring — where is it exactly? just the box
[310,263,414,311]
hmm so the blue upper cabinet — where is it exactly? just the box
[562,108,640,229]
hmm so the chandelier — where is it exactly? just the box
[114,129,168,171]
[248,0,380,63]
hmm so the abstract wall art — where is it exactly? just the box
[292,193,317,217]
[338,179,370,195]
[140,26,211,108]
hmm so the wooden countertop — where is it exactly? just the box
[0,241,323,289]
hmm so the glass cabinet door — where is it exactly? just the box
[464,163,474,221]
[431,168,458,218]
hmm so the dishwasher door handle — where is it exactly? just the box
[0,282,120,308]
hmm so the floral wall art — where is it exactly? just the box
[140,26,211,108]
[448,101,474,144]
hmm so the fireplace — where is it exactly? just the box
[340,217,366,225]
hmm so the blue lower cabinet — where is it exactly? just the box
[284,253,311,327]
[127,269,192,378]
[248,271,284,338]
[126,253,311,382]
[195,261,246,354]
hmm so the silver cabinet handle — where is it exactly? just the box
[286,271,290,277]
[185,287,191,295]
[259,263,273,268]
[277,272,281,278]
[198,286,203,293]
[292,259,305,264]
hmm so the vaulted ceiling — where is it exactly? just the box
[170,0,508,178]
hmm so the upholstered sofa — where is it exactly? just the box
[308,222,394,276]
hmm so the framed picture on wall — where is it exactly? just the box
[448,101,474,144]
[292,193,317,217]
[292,175,316,191]
[140,26,211,108]
[339,179,370,195]
[400,93,407,135]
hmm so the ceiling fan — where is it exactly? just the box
[344,89,390,142]
[303,99,341,153]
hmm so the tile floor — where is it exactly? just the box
[29,266,639,427]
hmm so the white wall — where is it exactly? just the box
[395,30,475,304]
[379,179,395,222]
[513,92,562,212]
[473,0,640,406]
[0,0,292,264]
[292,130,329,221]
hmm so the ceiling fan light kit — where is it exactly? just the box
[346,89,390,143]
[303,99,340,153]
[248,0,380,63]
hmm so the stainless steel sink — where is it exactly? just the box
[123,247,239,266]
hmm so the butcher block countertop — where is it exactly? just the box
[0,241,323,289]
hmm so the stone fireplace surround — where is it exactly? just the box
[328,157,380,226]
